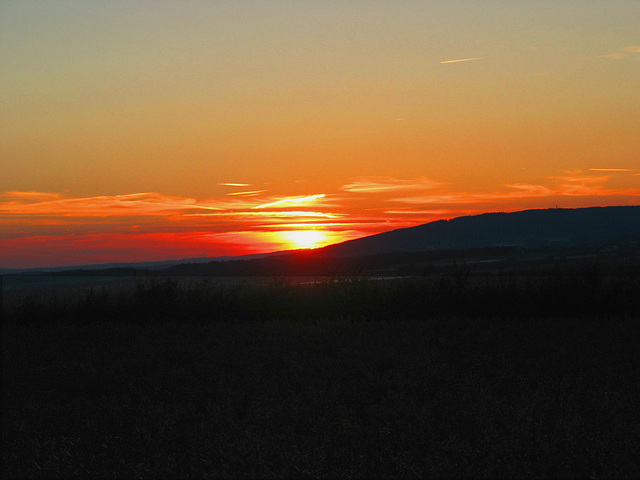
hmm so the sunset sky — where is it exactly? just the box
[1,1,639,269]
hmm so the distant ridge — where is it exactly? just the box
[0,251,285,275]
[320,206,640,257]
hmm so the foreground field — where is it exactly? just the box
[3,312,640,478]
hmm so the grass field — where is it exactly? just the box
[3,274,640,478]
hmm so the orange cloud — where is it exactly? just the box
[391,174,640,205]
[383,209,472,216]
[186,211,340,219]
[341,177,445,193]
[226,190,267,196]
[0,191,347,244]
[600,53,624,60]
[2,191,63,201]
[551,174,611,184]
[1,192,335,223]
[252,194,326,209]
[0,192,221,219]
[596,46,640,60]
[589,168,634,172]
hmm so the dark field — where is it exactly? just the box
[3,274,640,478]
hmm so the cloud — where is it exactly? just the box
[600,53,624,60]
[1,191,335,216]
[589,168,634,172]
[504,183,556,196]
[390,193,487,205]
[1,191,63,201]
[226,190,267,196]
[0,191,337,239]
[217,183,251,187]
[0,192,209,218]
[547,171,640,197]
[252,194,326,209]
[596,46,640,61]
[550,174,611,184]
[440,57,483,64]
[383,209,459,216]
[1,191,330,221]
[341,177,445,193]
[391,175,640,205]
[185,211,339,219]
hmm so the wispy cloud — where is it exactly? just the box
[0,192,212,218]
[186,211,339,219]
[341,177,445,193]
[252,194,326,209]
[226,190,267,196]
[547,174,617,196]
[391,174,640,205]
[589,168,634,172]
[2,191,63,201]
[440,57,482,64]
[504,183,556,196]
[0,191,338,239]
[600,53,624,60]
[550,174,611,184]
[383,209,460,216]
[0,192,336,220]
[217,183,251,187]
[596,46,640,60]
[391,193,492,205]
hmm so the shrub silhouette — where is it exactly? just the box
[5,264,639,325]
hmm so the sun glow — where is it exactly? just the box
[280,230,330,250]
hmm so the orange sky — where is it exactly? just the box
[1,2,639,269]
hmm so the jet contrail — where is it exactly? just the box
[589,168,633,172]
[441,57,483,64]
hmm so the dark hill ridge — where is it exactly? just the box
[320,206,640,257]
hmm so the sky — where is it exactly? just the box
[1,0,639,269]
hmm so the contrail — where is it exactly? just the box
[441,57,482,64]
[589,168,633,172]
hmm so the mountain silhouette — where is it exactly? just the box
[320,206,640,257]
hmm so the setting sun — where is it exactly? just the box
[280,230,330,250]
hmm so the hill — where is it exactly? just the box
[320,206,640,257]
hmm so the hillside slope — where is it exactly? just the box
[321,206,640,257]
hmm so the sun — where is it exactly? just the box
[282,230,328,250]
